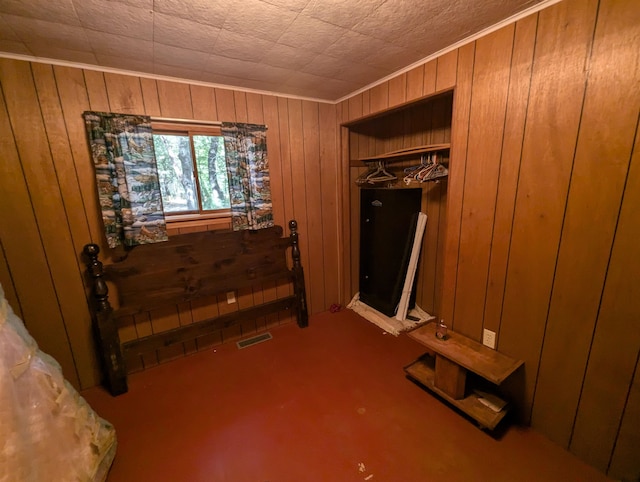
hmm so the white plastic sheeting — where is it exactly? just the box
[0,284,116,482]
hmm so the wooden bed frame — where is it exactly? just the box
[83,220,308,396]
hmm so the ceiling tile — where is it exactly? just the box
[95,53,155,72]
[153,12,220,53]
[222,0,298,43]
[112,0,153,8]
[302,54,386,84]
[73,0,153,40]
[214,30,274,62]
[262,43,314,70]
[351,0,439,42]
[89,31,153,60]
[260,0,310,13]
[0,39,31,55]
[0,0,80,26]
[199,71,284,94]
[153,0,233,29]
[26,43,98,64]
[4,15,91,51]
[153,63,202,80]
[153,44,209,69]
[204,54,292,84]
[302,0,386,29]
[278,15,347,53]
[0,16,19,40]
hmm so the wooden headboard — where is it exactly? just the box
[83,220,308,396]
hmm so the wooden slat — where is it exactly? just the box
[423,59,437,96]
[532,0,640,450]
[0,239,21,319]
[319,102,340,307]
[569,112,640,473]
[246,92,264,124]
[262,95,286,229]
[233,91,248,123]
[369,82,389,113]
[140,77,161,116]
[190,84,218,121]
[388,73,406,107]
[483,14,538,335]
[157,80,193,119]
[436,50,458,91]
[54,66,107,253]
[441,44,474,329]
[149,305,185,362]
[453,26,514,340]
[31,62,101,388]
[302,100,325,312]
[215,88,236,120]
[103,72,145,113]
[0,59,80,387]
[83,70,109,111]
[406,64,424,101]
[498,0,599,423]
[608,354,640,481]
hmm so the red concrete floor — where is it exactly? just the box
[82,309,611,482]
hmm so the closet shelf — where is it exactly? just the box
[350,143,450,166]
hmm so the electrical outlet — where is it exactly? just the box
[483,329,496,349]
[226,291,236,304]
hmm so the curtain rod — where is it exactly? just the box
[150,116,222,126]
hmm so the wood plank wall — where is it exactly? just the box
[338,0,639,479]
[0,59,340,391]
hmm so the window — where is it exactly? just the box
[151,121,230,219]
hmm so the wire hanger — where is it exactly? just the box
[356,160,397,186]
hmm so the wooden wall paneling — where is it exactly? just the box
[215,88,236,121]
[0,59,82,388]
[440,44,474,330]
[361,90,370,117]
[190,85,218,121]
[287,99,314,313]
[532,0,640,448]
[388,73,407,107]
[103,72,145,114]
[83,70,109,111]
[569,120,640,475]
[369,82,389,114]
[262,95,286,229]
[452,26,514,340]
[246,92,264,124]
[31,63,102,387]
[237,286,258,338]
[349,167,365,298]
[434,180,448,318]
[302,100,326,312]
[348,93,364,122]
[138,78,160,117]
[319,102,340,307]
[498,0,598,423]
[608,354,640,481]
[233,91,248,123]
[54,66,107,255]
[423,59,438,96]
[406,64,424,101]
[483,14,537,336]
[0,240,21,319]
[217,290,241,342]
[421,181,443,315]
[276,96,295,304]
[157,80,193,119]
[339,102,352,304]
[436,50,458,91]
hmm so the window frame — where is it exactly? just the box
[151,120,231,225]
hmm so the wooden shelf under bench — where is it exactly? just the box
[405,322,523,430]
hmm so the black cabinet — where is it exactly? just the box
[359,188,422,317]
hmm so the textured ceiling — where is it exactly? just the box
[0,0,549,101]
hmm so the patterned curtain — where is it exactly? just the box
[83,112,168,248]
[221,122,274,231]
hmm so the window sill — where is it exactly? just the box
[166,212,231,231]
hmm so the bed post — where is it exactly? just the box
[289,220,309,327]
[83,244,128,395]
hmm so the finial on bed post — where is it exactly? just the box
[83,244,128,396]
[289,220,308,327]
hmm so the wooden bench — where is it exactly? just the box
[405,322,523,430]
[83,220,308,396]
